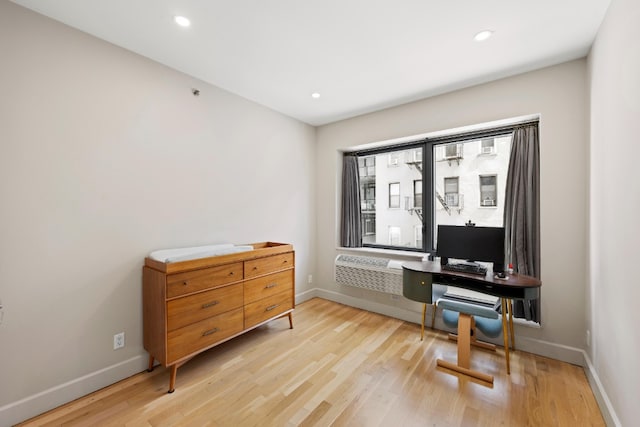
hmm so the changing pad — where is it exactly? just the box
[149,243,254,263]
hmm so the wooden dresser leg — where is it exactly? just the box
[288,312,294,329]
[168,365,178,393]
[147,355,155,372]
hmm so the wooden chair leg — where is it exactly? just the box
[437,313,494,384]
[447,332,496,351]
[147,355,155,372]
[288,312,293,329]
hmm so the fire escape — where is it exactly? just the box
[406,155,459,216]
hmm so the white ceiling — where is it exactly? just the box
[12,0,611,126]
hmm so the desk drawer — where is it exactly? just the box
[166,262,243,298]
[244,253,293,279]
[167,308,243,363]
[244,290,292,329]
[244,270,293,304]
[167,283,243,332]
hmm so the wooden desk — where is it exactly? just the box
[402,260,541,374]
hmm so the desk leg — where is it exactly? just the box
[421,303,426,341]
[508,299,515,350]
[431,303,437,329]
[501,298,511,375]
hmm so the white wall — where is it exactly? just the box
[588,0,640,425]
[316,59,589,360]
[0,1,316,423]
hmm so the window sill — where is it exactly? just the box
[512,317,541,328]
[336,246,427,261]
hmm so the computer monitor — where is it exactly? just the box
[436,225,505,272]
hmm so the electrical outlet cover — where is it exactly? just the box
[114,332,125,350]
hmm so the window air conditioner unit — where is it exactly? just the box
[481,199,496,206]
[481,146,494,154]
[334,254,403,295]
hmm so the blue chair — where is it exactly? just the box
[436,299,505,384]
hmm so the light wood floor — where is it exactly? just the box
[19,298,604,426]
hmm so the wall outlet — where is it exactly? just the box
[113,332,125,350]
[586,330,591,347]
[391,294,400,300]
[308,274,313,284]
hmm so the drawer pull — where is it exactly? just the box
[202,327,219,337]
[229,271,234,276]
[264,283,278,289]
[182,281,189,286]
[202,301,220,309]
[253,266,258,270]
[266,304,280,312]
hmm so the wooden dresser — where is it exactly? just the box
[143,242,295,392]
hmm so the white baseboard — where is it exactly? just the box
[295,288,320,305]
[582,352,622,427]
[0,355,148,427]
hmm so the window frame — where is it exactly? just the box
[350,124,522,253]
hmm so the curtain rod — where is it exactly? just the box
[351,119,539,156]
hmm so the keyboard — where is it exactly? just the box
[441,263,487,276]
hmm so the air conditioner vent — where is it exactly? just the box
[335,254,403,295]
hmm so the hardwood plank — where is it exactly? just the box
[17,298,605,427]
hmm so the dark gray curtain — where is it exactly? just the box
[503,124,540,322]
[341,154,362,247]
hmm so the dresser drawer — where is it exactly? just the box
[166,262,243,298]
[244,253,293,279]
[167,308,243,363]
[167,283,243,332]
[244,291,293,329]
[244,270,293,305]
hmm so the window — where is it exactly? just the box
[480,175,498,206]
[359,156,375,177]
[388,152,400,167]
[444,177,459,207]
[362,183,375,211]
[389,182,400,208]
[413,180,422,208]
[414,226,423,248]
[351,127,514,252]
[480,138,496,154]
[362,213,376,240]
[445,143,462,158]
[388,226,401,245]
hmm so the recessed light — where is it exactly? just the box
[311,92,321,99]
[174,16,191,27]
[474,30,493,42]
